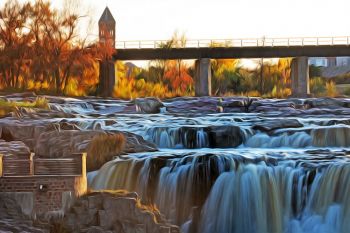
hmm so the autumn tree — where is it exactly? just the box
[0,0,104,95]
[211,59,241,95]
[164,60,193,92]
[0,0,32,89]
[148,39,174,83]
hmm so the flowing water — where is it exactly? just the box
[52,97,350,233]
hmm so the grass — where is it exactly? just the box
[336,84,350,96]
[86,133,126,171]
[0,97,49,117]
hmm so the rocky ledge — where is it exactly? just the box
[57,191,180,233]
[0,191,180,233]
[0,194,49,233]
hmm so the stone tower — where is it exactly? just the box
[98,7,116,97]
[99,7,116,48]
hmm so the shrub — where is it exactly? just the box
[309,65,322,78]
[325,81,338,97]
[87,133,126,171]
[344,87,350,96]
[264,86,292,98]
[0,97,49,117]
[310,77,326,97]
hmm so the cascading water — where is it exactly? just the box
[244,132,312,148]
[89,150,350,233]
[146,127,210,149]
[146,125,350,149]
[80,97,350,233]
[199,161,350,233]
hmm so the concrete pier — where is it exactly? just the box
[99,60,115,97]
[291,57,310,98]
[194,58,212,96]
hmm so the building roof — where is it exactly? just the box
[321,65,350,78]
[99,7,116,23]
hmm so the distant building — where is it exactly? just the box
[99,7,116,48]
[327,57,337,67]
[309,57,328,67]
[309,57,350,67]
[336,57,350,66]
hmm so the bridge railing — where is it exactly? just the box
[115,36,350,49]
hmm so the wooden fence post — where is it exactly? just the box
[81,153,87,177]
[29,153,35,176]
[0,154,3,177]
[72,153,87,176]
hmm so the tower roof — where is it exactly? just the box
[99,7,116,23]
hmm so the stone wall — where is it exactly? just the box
[0,175,86,216]
[0,152,87,217]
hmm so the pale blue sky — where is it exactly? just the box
[7,0,349,41]
[89,0,350,41]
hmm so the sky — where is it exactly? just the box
[4,0,349,41]
[49,0,350,42]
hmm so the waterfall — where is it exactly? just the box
[196,129,208,148]
[90,153,238,225]
[89,151,350,233]
[49,102,94,114]
[244,132,312,148]
[311,126,350,147]
[199,162,350,233]
[146,125,350,149]
[146,127,210,149]
[146,125,243,149]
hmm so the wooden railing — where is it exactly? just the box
[0,153,86,177]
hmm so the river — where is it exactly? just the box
[52,96,350,233]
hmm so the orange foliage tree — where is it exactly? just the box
[164,60,193,92]
[0,0,103,96]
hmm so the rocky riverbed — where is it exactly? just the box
[1,93,350,233]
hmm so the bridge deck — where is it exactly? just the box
[114,45,350,60]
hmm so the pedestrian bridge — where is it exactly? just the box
[114,36,350,60]
[101,36,350,97]
[116,36,350,49]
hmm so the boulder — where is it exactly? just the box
[114,131,158,154]
[206,126,243,148]
[0,140,30,156]
[252,119,303,132]
[5,92,37,99]
[305,98,344,108]
[0,118,157,160]
[135,98,164,114]
[222,100,244,108]
[61,192,180,233]
[34,130,157,171]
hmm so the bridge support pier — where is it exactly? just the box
[99,60,115,97]
[291,56,310,98]
[194,58,212,96]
